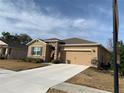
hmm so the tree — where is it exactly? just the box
[16,34,32,44]
[0,32,32,45]
[110,40,124,75]
[108,40,124,76]
[1,32,12,41]
[118,41,124,75]
[107,38,113,52]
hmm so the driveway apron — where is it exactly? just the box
[0,64,89,93]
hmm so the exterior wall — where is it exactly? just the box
[98,46,111,65]
[0,44,27,59]
[60,46,98,66]
[47,41,59,60]
[8,47,27,59]
[45,45,51,62]
[27,40,47,61]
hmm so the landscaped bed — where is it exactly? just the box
[66,67,124,93]
[0,59,49,71]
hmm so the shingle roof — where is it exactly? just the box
[62,38,97,44]
[27,37,97,45]
[44,38,64,43]
[45,38,60,41]
[7,42,27,48]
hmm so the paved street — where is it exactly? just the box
[0,64,89,93]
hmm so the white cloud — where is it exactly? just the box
[0,0,112,46]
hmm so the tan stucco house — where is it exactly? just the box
[0,39,27,59]
[27,38,111,66]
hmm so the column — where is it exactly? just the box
[54,42,59,60]
[5,48,8,55]
[0,48,2,55]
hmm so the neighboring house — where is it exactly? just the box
[27,38,111,66]
[0,40,27,59]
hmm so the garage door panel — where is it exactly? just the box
[65,51,92,66]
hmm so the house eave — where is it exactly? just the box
[60,43,101,47]
[0,45,8,48]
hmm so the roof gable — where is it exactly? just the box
[26,39,46,46]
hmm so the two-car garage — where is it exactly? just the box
[65,51,92,66]
[60,45,98,66]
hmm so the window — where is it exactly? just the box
[31,47,42,56]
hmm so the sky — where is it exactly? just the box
[0,0,124,47]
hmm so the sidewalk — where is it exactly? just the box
[50,82,112,93]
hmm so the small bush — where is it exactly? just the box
[51,59,64,64]
[0,55,6,60]
[99,62,111,70]
[22,58,32,62]
[35,58,44,63]
[20,58,44,63]
[27,58,33,62]
[91,58,111,70]
[0,57,5,60]
[20,58,27,62]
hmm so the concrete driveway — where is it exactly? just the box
[0,64,89,93]
[0,69,15,77]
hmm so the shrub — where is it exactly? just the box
[91,58,111,70]
[20,58,44,63]
[20,58,27,62]
[35,58,44,63]
[51,59,64,64]
[26,58,34,62]
[24,58,32,62]
[0,56,5,59]
[0,55,6,60]
[99,62,111,70]
[110,41,124,76]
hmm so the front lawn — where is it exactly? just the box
[66,67,124,93]
[0,59,49,71]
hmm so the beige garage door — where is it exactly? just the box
[65,51,92,66]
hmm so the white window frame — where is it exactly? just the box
[32,47,42,56]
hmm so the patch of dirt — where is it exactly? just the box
[66,67,124,93]
[0,59,49,71]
